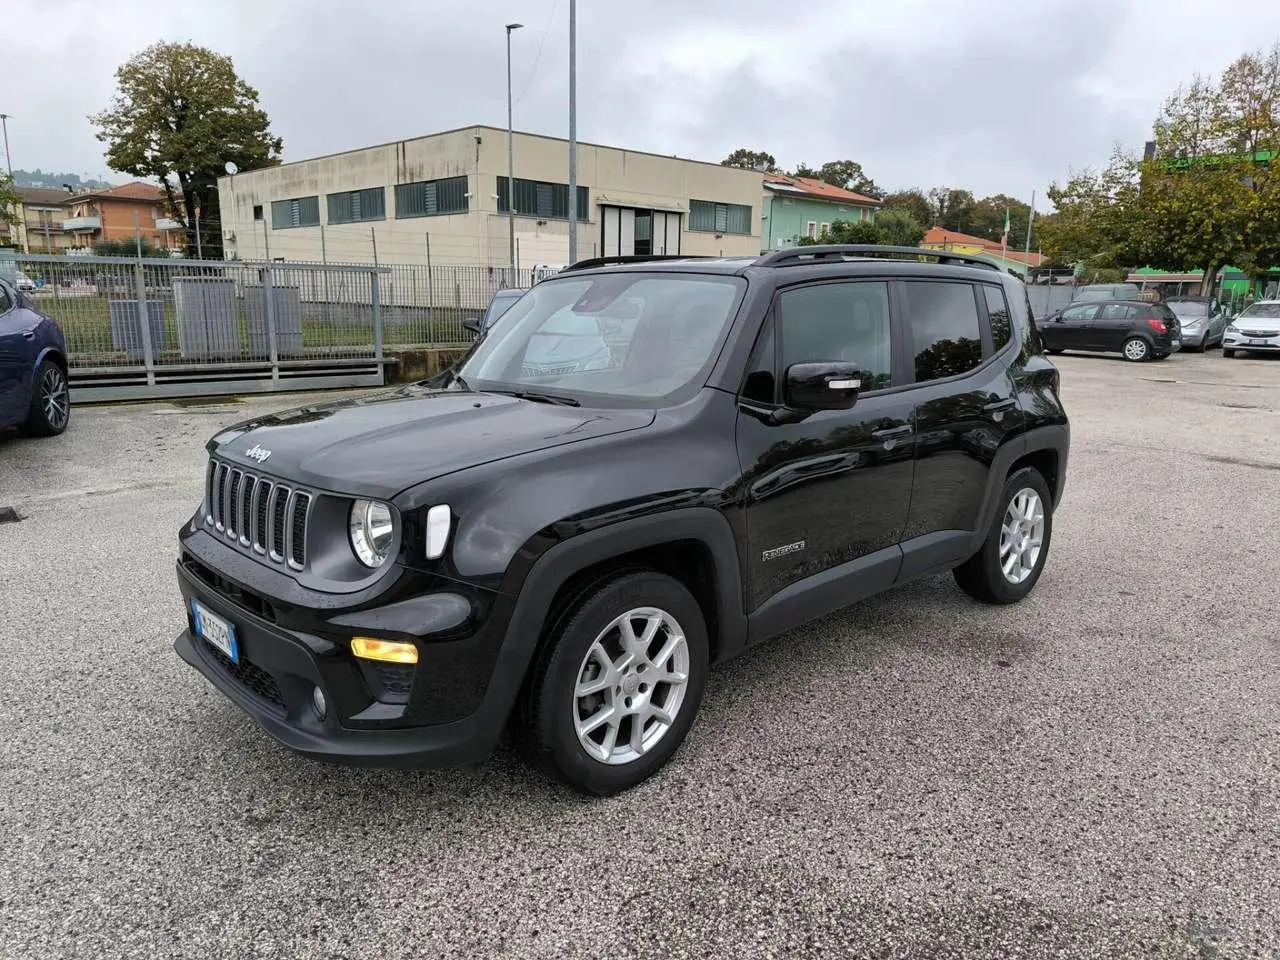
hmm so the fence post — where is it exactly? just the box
[134,256,157,386]
[264,260,279,385]
[372,268,384,375]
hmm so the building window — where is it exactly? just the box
[395,176,469,218]
[496,177,589,221]
[805,220,817,239]
[819,222,830,236]
[327,187,386,224]
[690,200,752,235]
[270,195,320,229]
[253,204,263,221]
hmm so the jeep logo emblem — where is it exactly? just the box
[244,444,272,464]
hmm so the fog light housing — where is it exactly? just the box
[311,685,327,719]
[351,636,419,664]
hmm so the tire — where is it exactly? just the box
[21,360,71,437]
[953,467,1054,605]
[1222,348,1234,358]
[1046,348,1064,355]
[1122,337,1150,362]
[519,571,709,795]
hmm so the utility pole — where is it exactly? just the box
[506,22,524,272]
[567,0,578,266]
[1024,189,1035,257]
[0,113,27,251]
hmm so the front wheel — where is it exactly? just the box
[519,571,709,795]
[21,360,71,437]
[1122,337,1151,362]
[954,467,1054,605]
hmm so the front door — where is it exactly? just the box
[1048,303,1099,350]
[896,278,1022,578]
[736,278,915,623]
[0,282,30,425]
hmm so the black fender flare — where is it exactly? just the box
[471,506,748,743]
[966,425,1070,554]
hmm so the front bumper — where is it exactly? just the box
[1224,332,1280,352]
[173,553,520,768]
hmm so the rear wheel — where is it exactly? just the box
[954,467,1054,605]
[519,571,709,795]
[1122,337,1150,362]
[21,360,70,437]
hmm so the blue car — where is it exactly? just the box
[0,278,71,437]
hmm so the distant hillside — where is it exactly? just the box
[11,169,114,190]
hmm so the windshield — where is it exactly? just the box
[1238,302,1280,319]
[1076,284,1141,302]
[457,272,745,404]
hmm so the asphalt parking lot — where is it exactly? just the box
[2,350,1278,959]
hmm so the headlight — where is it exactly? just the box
[349,499,395,568]
[1226,323,1239,333]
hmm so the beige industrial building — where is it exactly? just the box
[216,125,764,267]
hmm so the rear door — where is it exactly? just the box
[1092,302,1139,351]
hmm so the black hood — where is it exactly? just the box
[208,386,655,500]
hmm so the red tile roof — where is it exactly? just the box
[921,226,1045,267]
[71,181,167,202]
[764,173,882,206]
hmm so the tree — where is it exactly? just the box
[882,189,933,227]
[90,42,282,259]
[721,148,778,172]
[927,187,975,232]
[814,160,883,198]
[0,173,19,235]
[93,237,166,257]
[874,207,925,247]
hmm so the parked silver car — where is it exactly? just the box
[1222,300,1280,358]
[1164,297,1226,351]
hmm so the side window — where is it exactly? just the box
[982,285,1012,351]
[778,281,893,391]
[1100,303,1135,320]
[1061,305,1094,321]
[902,281,984,382]
[0,284,12,314]
[740,321,776,405]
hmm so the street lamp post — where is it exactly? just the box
[505,22,523,272]
[567,0,578,265]
[0,113,26,252]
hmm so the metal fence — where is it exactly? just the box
[15,253,540,400]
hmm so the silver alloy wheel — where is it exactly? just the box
[999,488,1045,585]
[41,366,70,430]
[573,606,690,766]
[1123,338,1148,361]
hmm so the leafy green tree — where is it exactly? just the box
[721,148,778,172]
[927,187,975,232]
[881,189,933,228]
[874,207,925,247]
[0,173,19,237]
[93,237,166,257]
[814,160,883,198]
[90,41,282,259]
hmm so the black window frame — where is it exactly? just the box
[326,186,387,225]
[980,283,1014,354]
[395,176,469,219]
[495,176,589,221]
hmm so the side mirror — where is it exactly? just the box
[462,317,482,336]
[784,361,862,411]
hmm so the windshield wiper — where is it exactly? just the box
[488,388,581,407]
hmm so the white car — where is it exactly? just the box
[14,270,36,292]
[1222,300,1280,358]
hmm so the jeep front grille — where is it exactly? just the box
[204,458,313,571]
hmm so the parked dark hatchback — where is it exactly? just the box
[173,245,1070,795]
[1039,298,1181,361]
[0,278,71,436]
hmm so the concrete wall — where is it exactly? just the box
[217,125,763,266]
[761,193,877,251]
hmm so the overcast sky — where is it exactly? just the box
[8,0,1280,207]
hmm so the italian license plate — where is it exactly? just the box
[191,599,239,663]
[1250,339,1269,346]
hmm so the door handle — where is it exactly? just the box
[22,331,35,341]
[871,425,912,440]
[983,397,1017,413]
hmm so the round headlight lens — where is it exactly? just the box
[349,499,395,568]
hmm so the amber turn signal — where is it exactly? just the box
[350,636,419,664]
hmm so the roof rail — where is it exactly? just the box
[755,244,1002,272]
[559,254,715,273]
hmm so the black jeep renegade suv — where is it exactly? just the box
[174,245,1069,795]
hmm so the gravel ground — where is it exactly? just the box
[1,351,1278,959]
